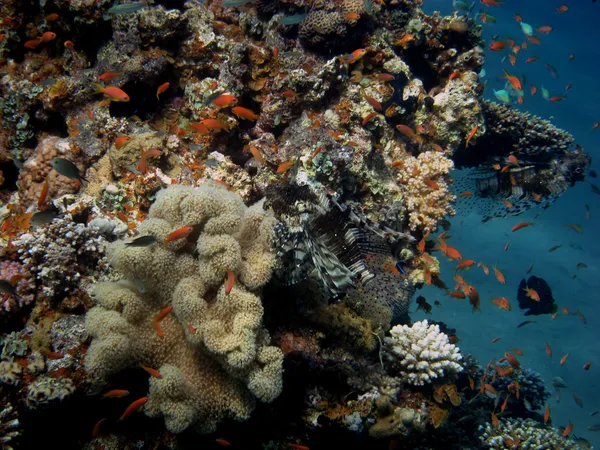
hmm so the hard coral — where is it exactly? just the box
[85,184,283,433]
[384,320,463,386]
[478,418,581,450]
[395,150,455,231]
[16,217,107,300]
[0,260,35,315]
[16,136,83,209]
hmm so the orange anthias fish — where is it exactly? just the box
[98,71,123,82]
[544,404,551,424]
[103,389,130,398]
[92,418,106,438]
[277,160,295,174]
[423,179,440,190]
[480,0,502,6]
[156,82,170,100]
[562,421,573,437]
[493,266,505,284]
[119,397,149,421]
[557,5,568,13]
[489,41,506,51]
[504,352,521,369]
[560,353,570,366]
[455,259,475,271]
[525,56,539,64]
[490,297,511,311]
[478,261,490,275]
[502,71,522,91]
[154,305,172,323]
[164,225,193,244]
[546,342,552,357]
[564,223,583,234]
[38,178,49,210]
[511,222,534,232]
[212,94,238,108]
[200,118,229,131]
[232,106,259,121]
[364,95,382,112]
[583,362,592,370]
[442,246,463,261]
[114,135,132,150]
[96,85,130,102]
[342,48,367,63]
[530,85,537,95]
[514,13,523,22]
[215,439,232,447]
[465,125,478,147]
[140,364,162,378]
[524,286,540,302]
[467,286,480,312]
[536,25,552,34]
[225,268,235,295]
[39,31,56,43]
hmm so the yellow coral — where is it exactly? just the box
[394,151,456,231]
[85,184,282,433]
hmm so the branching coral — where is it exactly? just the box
[478,418,580,449]
[16,217,107,299]
[0,402,19,450]
[85,184,283,433]
[394,150,456,231]
[384,320,463,386]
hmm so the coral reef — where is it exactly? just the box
[0,403,19,450]
[15,217,107,299]
[478,418,581,449]
[85,184,283,433]
[384,320,463,386]
[394,150,456,231]
[0,260,35,315]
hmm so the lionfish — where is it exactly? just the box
[272,189,415,326]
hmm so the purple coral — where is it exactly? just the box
[0,260,35,314]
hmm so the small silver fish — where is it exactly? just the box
[552,377,568,389]
[107,0,147,15]
[588,424,600,431]
[125,235,157,247]
[278,14,307,25]
[52,158,87,182]
[30,209,59,227]
[0,279,21,299]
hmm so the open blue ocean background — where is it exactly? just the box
[417,1,599,446]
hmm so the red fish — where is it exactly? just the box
[225,268,235,295]
[583,362,592,370]
[467,285,480,312]
[140,364,162,378]
[536,25,552,34]
[164,225,193,244]
[154,305,172,322]
[103,389,130,398]
[524,287,540,302]
[45,13,60,21]
[480,0,502,6]
[525,56,539,63]
[200,118,229,130]
[98,71,123,82]
[504,352,520,369]
[24,39,40,49]
[465,125,478,147]
[511,222,534,232]
[557,5,568,13]
[277,160,295,174]
[544,404,550,424]
[40,31,56,43]
[493,266,505,284]
[560,353,570,366]
[530,85,537,95]
[232,106,259,121]
[364,95,382,112]
[562,421,573,437]
[114,135,131,150]
[549,95,566,102]
[489,41,506,51]
[156,82,169,100]
[502,71,522,91]
[514,13,523,22]
[119,397,148,421]
[545,342,552,357]
[212,94,238,108]
[92,418,106,438]
[96,85,130,102]
[38,178,49,210]
[215,439,232,447]
[490,297,511,310]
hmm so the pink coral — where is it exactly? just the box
[0,260,35,314]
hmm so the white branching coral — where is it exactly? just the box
[395,151,455,231]
[384,320,463,386]
[478,418,581,449]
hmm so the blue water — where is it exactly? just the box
[420,1,599,446]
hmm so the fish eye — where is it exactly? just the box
[575,167,582,174]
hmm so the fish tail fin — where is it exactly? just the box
[94,84,105,94]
